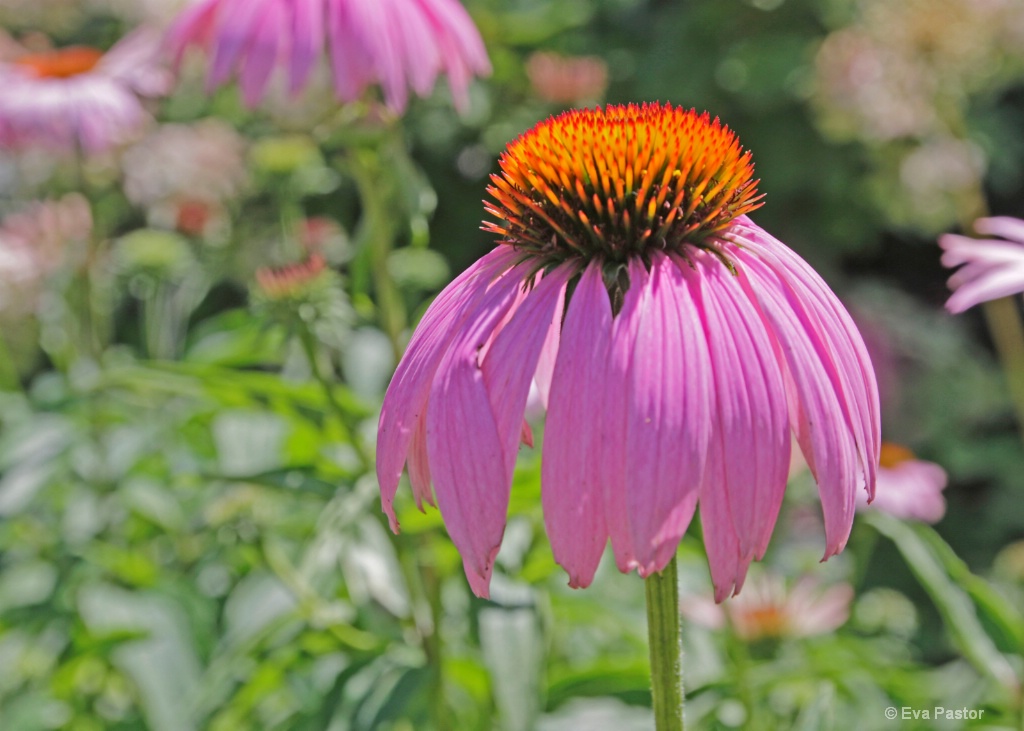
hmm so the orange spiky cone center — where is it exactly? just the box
[483,102,763,264]
[16,46,104,78]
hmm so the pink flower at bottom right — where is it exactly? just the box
[856,442,947,524]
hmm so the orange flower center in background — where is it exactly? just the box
[484,102,762,265]
[736,605,789,641]
[16,46,104,78]
[879,441,916,469]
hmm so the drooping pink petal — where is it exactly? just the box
[542,261,612,588]
[388,0,441,99]
[166,0,219,66]
[239,0,285,105]
[603,261,644,573]
[620,253,712,576]
[684,251,789,598]
[730,219,879,504]
[406,411,433,509]
[947,267,1024,313]
[327,0,373,101]
[481,265,573,476]
[289,0,324,94]
[418,0,491,110]
[698,457,750,602]
[377,246,518,530]
[532,319,560,409]
[976,216,1024,243]
[207,0,268,91]
[427,264,568,598]
[346,0,407,111]
[939,228,1024,312]
[734,251,862,558]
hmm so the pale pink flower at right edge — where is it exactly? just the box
[939,217,1024,313]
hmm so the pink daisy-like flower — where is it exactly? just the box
[0,29,171,154]
[166,0,491,111]
[682,572,854,641]
[856,442,947,523]
[939,216,1024,313]
[377,104,880,600]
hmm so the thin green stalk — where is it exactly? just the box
[347,151,407,363]
[645,555,685,730]
[300,324,453,728]
[297,328,372,469]
[0,330,21,391]
[980,297,1024,449]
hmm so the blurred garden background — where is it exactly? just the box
[1,0,1024,729]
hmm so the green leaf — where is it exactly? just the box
[867,513,1019,691]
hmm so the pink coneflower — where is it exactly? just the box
[682,572,854,641]
[166,0,491,111]
[939,217,1024,313]
[377,103,879,600]
[856,442,946,523]
[0,29,170,154]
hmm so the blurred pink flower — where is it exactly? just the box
[682,572,854,641]
[0,29,171,154]
[376,104,879,600]
[940,217,1024,313]
[121,118,247,236]
[167,0,491,111]
[856,442,947,523]
[254,253,328,300]
[525,51,608,105]
[0,194,92,313]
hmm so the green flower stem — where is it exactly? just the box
[301,324,452,728]
[980,297,1024,449]
[297,327,372,470]
[0,331,20,391]
[645,555,685,731]
[347,149,407,363]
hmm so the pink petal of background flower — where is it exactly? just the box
[940,216,1024,313]
[167,0,491,111]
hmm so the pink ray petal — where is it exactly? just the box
[406,411,434,509]
[207,0,268,91]
[687,250,790,574]
[428,264,568,598]
[542,261,613,588]
[165,0,220,66]
[622,253,712,576]
[377,246,518,530]
[946,265,1024,313]
[239,0,285,105]
[603,261,644,573]
[975,216,1024,243]
[482,265,573,476]
[289,0,325,94]
[730,219,879,503]
[734,251,861,558]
